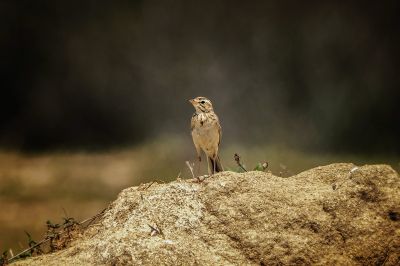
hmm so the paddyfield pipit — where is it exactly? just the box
[189,96,223,175]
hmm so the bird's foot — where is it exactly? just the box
[191,175,209,183]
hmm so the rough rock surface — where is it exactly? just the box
[15,163,400,265]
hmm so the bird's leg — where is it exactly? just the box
[213,154,216,175]
[196,155,201,181]
[210,154,217,175]
[206,155,211,176]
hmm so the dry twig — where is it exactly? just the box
[234,153,247,172]
[7,208,106,263]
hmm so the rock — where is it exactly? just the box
[14,163,400,265]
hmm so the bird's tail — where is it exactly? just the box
[208,155,224,174]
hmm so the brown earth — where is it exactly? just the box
[13,163,400,265]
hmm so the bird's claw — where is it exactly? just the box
[194,175,209,183]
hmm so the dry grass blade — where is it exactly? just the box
[186,161,195,178]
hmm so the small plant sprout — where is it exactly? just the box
[0,250,8,266]
[254,162,269,171]
[46,220,60,229]
[24,231,36,248]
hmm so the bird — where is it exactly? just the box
[189,96,223,175]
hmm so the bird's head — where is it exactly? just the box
[189,97,214,113]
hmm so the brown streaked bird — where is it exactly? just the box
[189,96,223,175]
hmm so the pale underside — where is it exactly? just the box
[191,112,221,160]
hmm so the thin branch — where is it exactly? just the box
[8,208,107,263]
[8,238,50,263]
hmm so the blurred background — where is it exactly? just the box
[1,0,399,253]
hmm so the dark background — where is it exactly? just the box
[1,0,399,153]
[1,0,400,254]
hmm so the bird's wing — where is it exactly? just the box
[217,119,222,147]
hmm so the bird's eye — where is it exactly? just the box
[201,101,205,104]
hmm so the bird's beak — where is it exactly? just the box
[189,99,194,104]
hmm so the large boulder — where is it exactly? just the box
[15,163,400,265]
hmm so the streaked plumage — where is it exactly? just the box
[189,97,223,174]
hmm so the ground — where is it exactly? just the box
[12,163,400,265]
